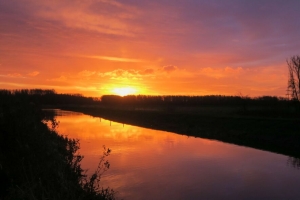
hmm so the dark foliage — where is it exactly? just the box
[1,88,298,118]
[100,94,290,108]
[0,93,115,200]
[0,89,99,106]
[0,89,292,108]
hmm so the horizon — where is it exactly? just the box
[1,88,288,99]
[1,1,300,97]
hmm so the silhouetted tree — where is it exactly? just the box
[287,55,300,101]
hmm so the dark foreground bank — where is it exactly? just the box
[61,106,300,159]
[0,102,116,199]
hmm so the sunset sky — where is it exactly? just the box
[1,0,300,97]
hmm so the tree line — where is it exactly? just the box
[100,94,287,107]
[0,89,292,108]
[0,89,99,106]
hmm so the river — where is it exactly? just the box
[50,109,300,200]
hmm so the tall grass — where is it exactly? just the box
[0,100,116,199]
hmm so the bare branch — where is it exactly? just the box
[287,55,300,101]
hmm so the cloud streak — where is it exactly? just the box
[27,71,40,76]
[84,55,143,62]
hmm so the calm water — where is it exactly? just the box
[51,109,300,200]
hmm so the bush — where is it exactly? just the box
[0,100,115,200]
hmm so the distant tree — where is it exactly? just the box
[237,92,249,112]
[287,55,300,101]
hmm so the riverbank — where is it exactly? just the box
[60,106,300,158]
[0,102,115,199]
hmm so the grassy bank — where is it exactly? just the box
[60,105,300,158]
[0,102,115,199]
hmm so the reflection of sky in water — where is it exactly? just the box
[53,110,300,200]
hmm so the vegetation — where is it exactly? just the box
[287,55,300,102]
[0,92,115,199]
[0,89,99,106]
[1,88,300,194]
[1,89,297,116]
[100,94,297,117]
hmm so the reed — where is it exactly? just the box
[0,99,116,199]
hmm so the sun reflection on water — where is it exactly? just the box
[52,110,300,200]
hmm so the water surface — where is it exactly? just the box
[52,109,300,200]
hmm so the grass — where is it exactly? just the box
[0,101,116,200]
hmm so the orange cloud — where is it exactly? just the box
[27,71,40,76]
[161,65,178,73]
[48,76,68,82]
[139,68,154,75]
[83,55,143,63]
[98,69,144,80]
[78,70,96,77]
[97,66,194,83]
[199,67,243,79]
[6,73,24,78]
[34,1,136,36]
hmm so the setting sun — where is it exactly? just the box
[112,87,137,96]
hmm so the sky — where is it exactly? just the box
[1,0,300,97]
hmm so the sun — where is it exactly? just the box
[112,87,137,96]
